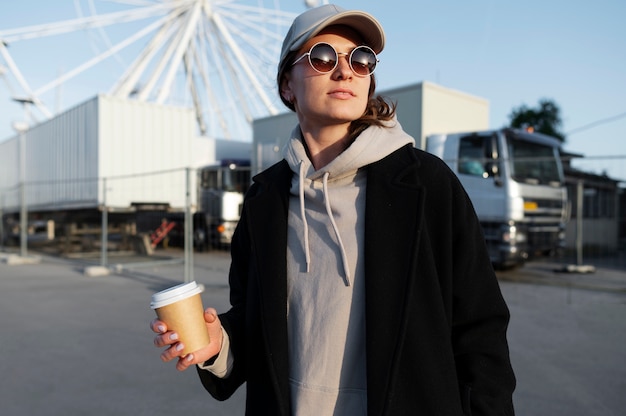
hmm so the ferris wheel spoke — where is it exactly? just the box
[200,19,238,137]
[102,0,159,6]
[35,15,168,97]
[210,24,260,125]
[156,1,203,104]
[136,12,189,101]
[219,17,280,88]
[219,45,255,124]
[221,12,287,47]
[2,0,301,140]
[219,2,297,21]
[110,15,177,97]
[0,43,53,118]
[210,27,248,121]
[182,50,208,135]
[218,6,295,34]
[0,4,172,43]
[192,39,231,138]
[209,11,278,115]
[0,64,18,96]
[75,0,128,68]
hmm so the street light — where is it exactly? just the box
[12,120,29,258]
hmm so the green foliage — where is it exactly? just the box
[508,98,566,142]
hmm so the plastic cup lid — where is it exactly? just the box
[150,281,204,309]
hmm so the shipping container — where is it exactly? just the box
[0,95,251,213]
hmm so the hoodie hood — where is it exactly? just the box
[283,118,414,285]
[284,117,414,181]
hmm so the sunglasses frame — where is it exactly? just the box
[291,42,378,77]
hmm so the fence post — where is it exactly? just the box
[0,192,4,251]
[184,168,194,283]
[101,177,108,268]
[19,126,28,258]
[575,179,583,266]
[563,178,595,273]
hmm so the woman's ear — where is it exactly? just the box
[279,73,296,111]
[280,75,293,104]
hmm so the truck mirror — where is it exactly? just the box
[485,161,503,186]
[486,161,499,177]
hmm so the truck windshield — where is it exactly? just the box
[506,136,562,186]
[200,165,250,192]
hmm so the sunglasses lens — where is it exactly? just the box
[309,43,337,73]
[350,46,377,76]
[301,43,377,76]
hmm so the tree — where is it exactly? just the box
[508,98,566,142]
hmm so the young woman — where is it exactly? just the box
[152,4,516,415]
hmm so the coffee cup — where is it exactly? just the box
[150,281,210,355]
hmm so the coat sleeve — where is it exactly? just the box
[196,184,256,400]
[443,168,517,415]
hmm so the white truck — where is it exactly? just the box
[425,128,568,268]
[196,159,251,248]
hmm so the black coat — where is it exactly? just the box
[198,144,516,415]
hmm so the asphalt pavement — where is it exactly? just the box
[1,248,625,415]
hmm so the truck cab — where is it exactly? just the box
[197,160,251,248]
[426,128,568,268]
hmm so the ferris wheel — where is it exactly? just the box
[0,0,319,140]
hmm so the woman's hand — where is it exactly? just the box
[151,307,223,371]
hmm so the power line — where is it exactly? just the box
[566,111,626,135]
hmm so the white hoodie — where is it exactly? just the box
[283,118,414,415]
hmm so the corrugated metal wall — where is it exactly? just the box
[98,95,195,209]
[0,137,18,187]
[0,95,200,212]
[32,97,100,210]
[0,97,100,212]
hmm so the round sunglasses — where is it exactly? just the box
[291,42,378,77]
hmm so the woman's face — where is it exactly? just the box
[281,26,372,130]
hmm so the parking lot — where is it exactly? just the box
[1,249,625,415]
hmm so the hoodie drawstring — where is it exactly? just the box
[322,172,352,287]
[299,161,311,273]
[298,162,352,287]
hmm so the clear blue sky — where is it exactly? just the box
[1,0,625,179]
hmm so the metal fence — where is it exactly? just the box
[0,167,195,280]
[562,155,626,269]
[1,156,625,275]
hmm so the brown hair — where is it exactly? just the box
[348,76,397,140]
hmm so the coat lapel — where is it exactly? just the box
[364,146,425,415]
[245,161,292,414]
